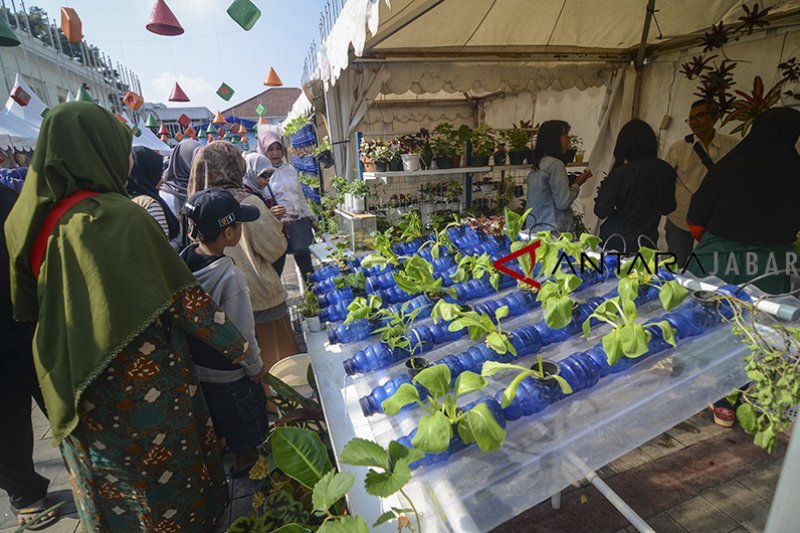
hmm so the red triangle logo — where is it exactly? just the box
[493,240,541,289]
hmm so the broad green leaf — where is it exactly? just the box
[411,411,452,453]
[495,305,510,321]
[381,383,421,416]
[579,233,602,250]
[544,295,574,329]
[457,403,507,452]
[618,277,639,304]
[264,373,320,412]
[312,470,355,514]
[454,371,488,398]
[603,329,624,366]
[361,254,389,269]
[388,440,425,467]
[582,317,593,338]
[622,297,639,321]
[562,274,583,293]
[659,280,689,311]
[593,298,621,323]
[481,360,527,376]
[413,364,451,397]
[486,331,513,355]
[619,323,650,358]
[341,438,390,470]
[364,458,412,497]
[373,511,397,527]
[737,403,757,432]
[500,370,534,408]
[536,282,560,303]
[271,427,334,489]
[317,516,370,533]
[654,320,677,348]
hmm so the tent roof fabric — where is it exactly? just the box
[322,0,800,86]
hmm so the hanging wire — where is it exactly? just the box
[601,233,627,255]
[636,234,658,250]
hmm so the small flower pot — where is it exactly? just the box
[565,148,577,163]
[344,192,354,211]
[469,154,490,167]
[401,154,421,171]
[493,152,506,166]
[530,359,561,385]
[508,151,526,165]
[352,196,366,214]
[435,155,454,169]
[389,158,403,171]
[480,183,493,194]
[315,150,335,168]
[305,316,322,332]
[374,161,388,172]
[406,357,432,378]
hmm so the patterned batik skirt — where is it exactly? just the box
[60,319,229,532]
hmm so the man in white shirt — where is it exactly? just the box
[665,99,738,267]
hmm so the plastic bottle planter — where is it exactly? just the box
[406,357,433,379]
[359,375,430,417]
[309,264,341,283]
[319,302,349,323]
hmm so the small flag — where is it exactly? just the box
[132,126,142,137]
[255,103,265,116]
[217,83,235,101]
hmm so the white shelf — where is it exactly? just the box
[362,166,491,181]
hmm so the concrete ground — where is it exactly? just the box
[1,256,791,532]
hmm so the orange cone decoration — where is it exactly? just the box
[157,124,169,136]
[258,116,267,125]
[160,134,169,142]
[169,82,189,102]
[146,0,184,36]
[263,67,282,87]
[240,135,248,143]
[213,111,226,125]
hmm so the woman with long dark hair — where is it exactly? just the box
[526,120,592,232]
[593,119,676,252]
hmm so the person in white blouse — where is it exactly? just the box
[258,131,317,281]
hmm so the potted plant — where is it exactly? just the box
[313,136,334,168]
[493,141,507,166]
[302,287,322,332]
[344,294,384,326]
[468,125,496,166]
[388,139,404,171]
[372,300,427,354]
[566,134,583,163]
[359,138,377,173]
[503,126,531,165]
[349,179,368,214]
[481,356,573,408]
[417,128,434,169]
[396,133,423,171]
[370,139,396,172]
[381,364,507,454]
[479,176,494,194]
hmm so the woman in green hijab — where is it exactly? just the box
[4,102,248,531]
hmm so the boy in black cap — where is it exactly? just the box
[180,188,268,476]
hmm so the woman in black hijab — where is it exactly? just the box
[688,107,800,294]
[594,119,676,252]
[128,146,180,246]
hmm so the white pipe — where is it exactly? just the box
[585,471,656,533]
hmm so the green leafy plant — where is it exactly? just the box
[450,252,500,290]
[340,439,423,531]
[361,229,401,271]
[299,173,320,189]
[345,295,384,325]
[283,115,310,136]
[536,273,584,329]
[481,357,573,407]
[328,241,352,270]
[372,300,427,352]
[448,306,517,356]
[349,179,368,198]
[393,255,456,300]
[502,127,531,152]
[302,287,320,318]
[381,364,506,454]
[333,270,366,293]
[503,207,532,242]
[419,217,461,260]
[568,134,583,151]
[398,211,423,243]
[469,125,497,157]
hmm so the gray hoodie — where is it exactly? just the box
[183,248,263,383]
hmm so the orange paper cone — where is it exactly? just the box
[263,67,282,87]
[213,111,226,125]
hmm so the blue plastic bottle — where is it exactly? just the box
[328,319,372,345]
[343,342,409,376]
[359,376,429,417]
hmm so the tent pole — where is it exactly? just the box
[631,0,656,118]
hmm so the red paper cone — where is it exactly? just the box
[146,0,184,36]
[169,82,190,102]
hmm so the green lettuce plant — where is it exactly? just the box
[450,252,500,290]
[381,365,506,454]
[344,295,384,325]
[447,306,516,356]
[372,300,427,353]
[481,357,573,407]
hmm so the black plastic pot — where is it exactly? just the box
[469,154,490,167]
[314,149,335,168]
[508,151,526,165]
[375,161,388,172]
[565,148,577,163]
[389,158,403,171]
[493,152,506,166]
[435,156,455,169]
[530,359,560,385]
[691,290,718,307]
[514,185,525,198]
[406,357,432,378]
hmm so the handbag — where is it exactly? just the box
[286,217,314,254]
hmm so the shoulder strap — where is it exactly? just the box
[692,142,715,170]
[31,190,100,280]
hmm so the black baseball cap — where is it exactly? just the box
[184,188,260,236]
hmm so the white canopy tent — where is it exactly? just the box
[0,74,49,152]
[312,0,800,229]
[133,120,173,156]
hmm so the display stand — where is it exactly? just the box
[306,278,793,532]
[363,167,491,208]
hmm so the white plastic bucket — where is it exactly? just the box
[401,153,421,171]
[269,353,313,398]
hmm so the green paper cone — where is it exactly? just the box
[145,114,159,128]
[0,17,20,47]
[76,86,95,103]
[207,124,218,134]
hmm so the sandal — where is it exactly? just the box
[709,403,735,428]
[12,498,60,531]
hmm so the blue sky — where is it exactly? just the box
[24,0,328,112]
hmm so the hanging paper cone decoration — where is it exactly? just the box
[258,116,267,125]
[217,83,235,101]
[76,86,95,103]
[207,134,214,142]
[255,103,265,116]
[197,128,206,138]
[146,0,184,36]
[240,135,248,143]
[213,111,226,125]
[10,86,31,107]
[132,126,142,137]
[169,82,190,102]
[226,0,261,31]
[177,113,191,128]
[123,91,144,110]
[60,7,82,44]
[207,124,218,134]
[0,17,21,46]
[160,134,169,142]
[175,132,184,142]
[263,67,282,87]
[185,126,196,137]
[223,131,231,139]
[157,124,169,136]
[145,114,159,128]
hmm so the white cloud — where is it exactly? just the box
[148,71,216,109]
